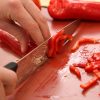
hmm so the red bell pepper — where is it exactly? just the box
[47,30,72,57]
[69,65,81,79]
[85,63,93,73]
[68,38,100,93]
[73,63,86,68]
[80,76,98,90]
[92,53,100,61]
[0,29,36,57]
[88,57,94,63]
[93,69,100,79]
[48,0,100,21]
[71,38,99,52]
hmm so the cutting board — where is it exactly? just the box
[0,8,99,100]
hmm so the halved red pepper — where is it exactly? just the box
[48,0,100,21]
[47,36,56,57]
[73,63,86,68]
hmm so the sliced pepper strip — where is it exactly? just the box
[80,76,98,90]
[93,69,100,79]
[47,30,72,57]
[69,65,81,79]
[85,63,93,73]
[71,38,99,52]
[47,37,56,57]
[92,53,100,61]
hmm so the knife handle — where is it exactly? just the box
[4,62,18,72]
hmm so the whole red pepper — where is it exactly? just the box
[48,0,100,21]
[71,38,99,52]
[0,29,22,57]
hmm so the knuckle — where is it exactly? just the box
[8,0,21,9]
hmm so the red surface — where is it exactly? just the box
[0,8,100,100]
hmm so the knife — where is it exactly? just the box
[4,19,81,85]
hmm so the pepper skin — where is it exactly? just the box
[80,76,98,90]
[47,30,72,57]
[71,38,99,52]
[69,65,81,79]
[0,29,36,57]
[48,0,100,21]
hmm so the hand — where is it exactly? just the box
[0,67,17,100]
[0,0,50,52]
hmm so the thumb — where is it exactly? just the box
[0,67,17,95]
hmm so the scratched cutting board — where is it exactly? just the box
[0,8,99,100]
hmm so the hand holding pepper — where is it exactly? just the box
[0,0,51,99]
[0,0,50,53]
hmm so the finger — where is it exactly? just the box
[0,81,6,100]
[0,67,17,95]
[9,0,44,45]
[23,0,51,39]
[0,20,29,53]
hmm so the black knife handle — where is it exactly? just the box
[4,62,18,72]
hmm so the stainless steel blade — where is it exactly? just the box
[59,19,80,36]
[16,19,81,85]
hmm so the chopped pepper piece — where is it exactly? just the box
[80,76,98,90]
[47,30,72,57]
[69,65,81,79]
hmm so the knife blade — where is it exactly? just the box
[4,19,81,85]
